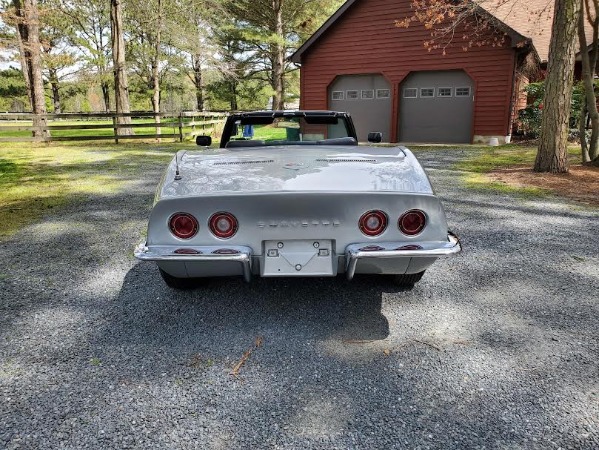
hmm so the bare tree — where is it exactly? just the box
[110,0,132,134]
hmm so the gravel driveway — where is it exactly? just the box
[1,148,598,449]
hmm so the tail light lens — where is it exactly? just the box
[169,213,199,239]
[209,212,238,239]
[359,210,388,236]
[398,210,426,236]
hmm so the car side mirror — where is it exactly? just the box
[368,132,383,143]
[196,135,212,147]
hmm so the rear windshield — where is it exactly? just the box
[227,116,353,145]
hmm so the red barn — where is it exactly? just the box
[291,0,566,144]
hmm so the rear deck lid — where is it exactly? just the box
[159,145,433,198]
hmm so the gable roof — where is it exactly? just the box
[291,0,587,65]
[475,0,553,62]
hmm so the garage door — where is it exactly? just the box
[329,75,392,142]
[399,70,474,143]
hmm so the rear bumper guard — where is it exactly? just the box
[134,243,253,282]
[344,232,461,280]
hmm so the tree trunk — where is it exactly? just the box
[48,68,61,113]
[589,0,599,165]
[110,0,132,135]
[14,0,48,139]
[192,55,204,111]
[101,81,111,113]
[580,100,591,161]
[578,6,599,162]
[534,0,581,173]
[271,0,285,110]
[14,4,33,107]
[230,80,238,111]
[152,0,162,140]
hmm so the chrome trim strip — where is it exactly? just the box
[134,243,253,282]
[344,233,461,280]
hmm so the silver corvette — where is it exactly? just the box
[135,111,461,288]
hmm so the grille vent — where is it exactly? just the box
[316,158,377,163]
[213,159,274,166]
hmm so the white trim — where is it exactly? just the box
[420,87,435,98]
[331,91,344,101]
[376,89,390,99]
[437,87,453,97]
[361,89,374,100]
[346,90,359,100]
[403,88,418,98]
[455,87,472,97]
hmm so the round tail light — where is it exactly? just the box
[359,210,388,236]
[399,210,426,236]
[209,212,238,239]
[169,213,199,239]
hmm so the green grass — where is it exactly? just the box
[451,144,583,197]
[0,118,216,139]
[0,140,192,239]
[455,146,532,172]
[230,124,288,141]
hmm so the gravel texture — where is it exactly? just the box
[1,148,598,449]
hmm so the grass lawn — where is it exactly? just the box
[448,144,583,195]
[0,118,219,139]
[0,140,189,239]
[444,144,548,196]
[406,143,593,204]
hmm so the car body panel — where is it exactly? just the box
[158,146,433,199]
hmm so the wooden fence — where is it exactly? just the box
[0,111,227,143]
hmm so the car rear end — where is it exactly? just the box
[135,190,459,281]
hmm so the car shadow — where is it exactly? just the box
[109,263,404,352]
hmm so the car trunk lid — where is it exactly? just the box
[158,145,433,199]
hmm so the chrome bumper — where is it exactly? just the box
[135,232,461,283]
[134,243,253,282]
[344,232,461,280]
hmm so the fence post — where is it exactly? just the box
[112,115,119,144]
[178,112,184,142]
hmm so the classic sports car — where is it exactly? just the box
[135,110,461,288]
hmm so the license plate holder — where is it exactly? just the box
[262,240,335,276]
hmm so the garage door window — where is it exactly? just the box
[332,91,344,101]
[456,87,471,97]
[376,89,390,99]
[420,88,434,98]
[438,87,452,97]
[403,88,417,98]
[347,90,359,100]
[361,90,374,100]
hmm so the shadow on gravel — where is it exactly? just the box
[108,264,394,350]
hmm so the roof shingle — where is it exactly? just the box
[476,0,590,62]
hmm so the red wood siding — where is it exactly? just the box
[299,0,517,141]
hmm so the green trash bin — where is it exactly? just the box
[285,127,300,141]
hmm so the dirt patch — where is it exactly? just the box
[488,164,599,207]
